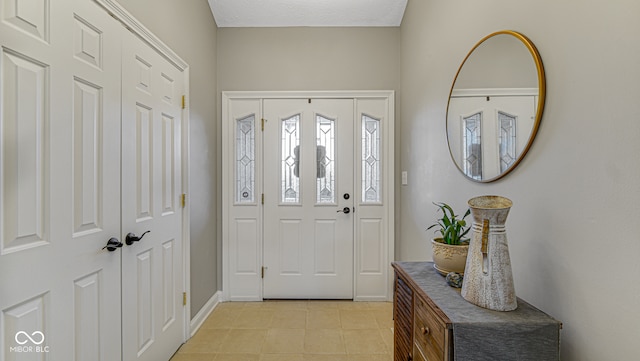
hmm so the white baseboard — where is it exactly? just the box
[189,291,222,337]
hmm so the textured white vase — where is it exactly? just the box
[461,195,517,311]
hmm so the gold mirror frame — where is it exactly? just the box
[446,30,546,182]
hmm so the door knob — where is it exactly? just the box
[102,237,123,252]
[337,207,351,214]
[125,231,150,246]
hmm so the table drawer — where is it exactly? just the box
[414,296,445,361]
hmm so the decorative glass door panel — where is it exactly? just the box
[316,115,335,204]
[281,115,300,203]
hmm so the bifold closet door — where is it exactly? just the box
[0,0,123,359]
[120,26,186,361]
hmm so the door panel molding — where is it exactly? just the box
[222,91,395,302]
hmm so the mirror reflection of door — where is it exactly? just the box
[448,93,537,180]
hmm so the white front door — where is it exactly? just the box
[1,0,122,359]
[223,92,394,302]
[263,99,354,299]
[120,29,185,361]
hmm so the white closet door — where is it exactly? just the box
[0,0,122,359]
[262,99,354,299]
[120,27,185,361]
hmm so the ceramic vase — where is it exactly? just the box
[461,195,517,311]
[431,238,469,276]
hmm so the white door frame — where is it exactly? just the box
[93,0,192,340]
[222,91,395,302]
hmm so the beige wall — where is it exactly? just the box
[400,0,640,360]
[217,27,400,91]
[117,0,218,318]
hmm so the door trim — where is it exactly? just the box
[93,0,191,341]
[94,0,188,70]
[222,91,395,302]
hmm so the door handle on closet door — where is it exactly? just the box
[125,231,150,246]
[336,207,351,214]
[102,238,123,252]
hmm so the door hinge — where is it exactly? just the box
[183,292,187,306]
[181,193,186,208]
[261,194,264,205]
[181,95,186,109]
[261,118,265,131]
[261,266,265,279]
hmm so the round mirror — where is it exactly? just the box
[446,30,545,182]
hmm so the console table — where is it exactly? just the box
[392,262,561,361]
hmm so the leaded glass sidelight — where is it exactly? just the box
[362,115,381,203]
[498,111,517,173]
[316,115,335,203]
[463,113,482,180]
[236,115,255,203]
[281,115,300,203]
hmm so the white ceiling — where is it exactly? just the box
[207,0,409,28]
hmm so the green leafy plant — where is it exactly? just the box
[427,202,471,245]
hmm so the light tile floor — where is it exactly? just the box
[170,301,394,361]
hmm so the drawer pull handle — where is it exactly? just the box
[421,326,430,335]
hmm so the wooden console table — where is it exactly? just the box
[392,262,561,361]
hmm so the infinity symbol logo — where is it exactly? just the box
[15,331,45,345]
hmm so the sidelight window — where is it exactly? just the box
[362,114,381,203]
[235,115,255,203]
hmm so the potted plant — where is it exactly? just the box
[427,202,471,275]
